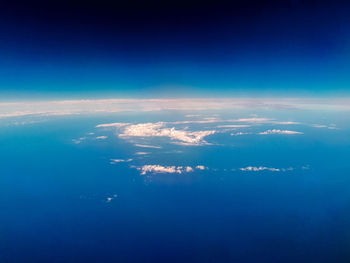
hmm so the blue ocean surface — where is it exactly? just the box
[1,109,350,263]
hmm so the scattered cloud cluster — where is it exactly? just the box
[136,165,207,175]
[134,164,297,175]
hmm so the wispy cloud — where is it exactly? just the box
[72,137,86,144]
[259,129,303,135]
[135,152,150,155]
[96,123,130,128]
[110,158,133,164]
[232,117,274,123]
[273,121,301,125]
[217,125,250,128]
[312,124,339,130]
[134,144,162,149]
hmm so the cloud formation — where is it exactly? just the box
[259,129,303,135]
[240,166,281,172]
[136,165,207,175]
[119,122,215,146]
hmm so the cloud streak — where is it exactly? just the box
[259,129,303,135]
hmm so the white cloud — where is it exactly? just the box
[96,123,130,128]
[312,124,339,130]
[231,132,250,136]
[136,164,208,175]
[119,122,215,146]
[134,144,162,149]
[217,125,250,128]
[273,121,300,125]
[110,158,133,164]
[240,166,281,172]
[1,98,350,121]
[185,167,194,172]
[259,129,303,135]
[135,152,150,155]
[137,165,194,175]
[232,118,274,123]
[195,165,207,170]
[105,194,118,203]
[96,136,107,140]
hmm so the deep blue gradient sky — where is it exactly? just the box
[1,0,350,98]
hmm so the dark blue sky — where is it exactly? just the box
[1,0,350,98]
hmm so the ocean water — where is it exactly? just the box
[1,109,350,263]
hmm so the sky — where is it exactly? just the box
[1,0,350,99]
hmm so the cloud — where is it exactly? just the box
[135,152,150,155]
[195,165,207,170]
[105,194,118,203]
[312,124,339,130]
[217,125,250,128]
[96,136,108,139]
[72,137,86,144]
[240,166,281,172]
[185,114,201,117]
[137,165,192,175]
[136,164,208,175]
[232,118,274,123]
[273,121,300,125]
[2,98,349,121]
[231,132,251,136]
[96,123,130,128]
[134,144,162,149]
[110,158,133,164]
[259,129,303,135]
[119,122,215,146]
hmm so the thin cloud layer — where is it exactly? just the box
[1,98,350,120]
